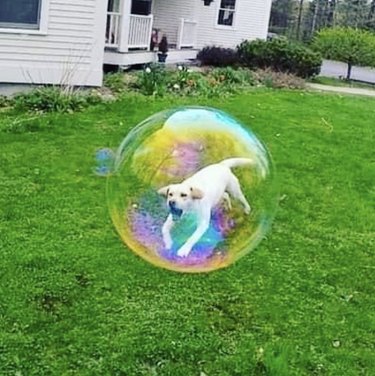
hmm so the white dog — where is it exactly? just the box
[158,158,252,257]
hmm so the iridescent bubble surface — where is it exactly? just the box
[107,107,278,273]
[94,148,114,176]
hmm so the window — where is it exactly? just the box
[0,0,42,29]
[217,0,236,27]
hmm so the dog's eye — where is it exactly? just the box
[181,193,187,198]
[168,193,173,197]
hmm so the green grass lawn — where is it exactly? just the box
[1,89,374,375]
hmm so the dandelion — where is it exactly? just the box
[178,65,183,71]
[145,67,151,74]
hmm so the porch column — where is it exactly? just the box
[118,0,132,52]
[177,18,184,50]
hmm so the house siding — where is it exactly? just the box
[152,0,197,46]
[152,0,271,51]
[0,0,107,86]
[195,0,272,49]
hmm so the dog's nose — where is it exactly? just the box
[169,200,176,207]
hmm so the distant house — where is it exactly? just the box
[0,0,272,86]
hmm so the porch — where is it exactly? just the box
[104,0,199,66]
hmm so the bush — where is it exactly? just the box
[254,69,306,89]
[197,46,239,67]
[238,38,322,78]
[0,95,11,109]
[209,67,255,85]
[135,65,253,98]
[168,66,229,97]
[13,87,102,113]
[103,72,126,93]
[136,64,168,96]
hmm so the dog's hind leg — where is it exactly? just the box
[223,192,232,211]
[227,175,251,214]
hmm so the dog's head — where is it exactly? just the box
[158,184,204,218]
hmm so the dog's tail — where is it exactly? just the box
[220,158,253,169]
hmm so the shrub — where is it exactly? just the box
[238,38,322,78]
[13,87,101,113]
[103,72,126,93]
[209,67,255,85]
[197,46,239,67]
[136,64,168,96]
[169,65,195,91]
[167,66,222,97]
[0,95,11,109]
[253,69,306,89]
[166,66,255,97]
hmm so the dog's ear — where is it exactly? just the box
[190,187,204,200]
[158,186,170,197]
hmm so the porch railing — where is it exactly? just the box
[106,11,121,48]
[177,18,198,49]
[128,14,153,50]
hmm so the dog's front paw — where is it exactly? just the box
[176,245,192,258]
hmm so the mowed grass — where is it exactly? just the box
[0,89,374,375]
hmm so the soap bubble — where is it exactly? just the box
[94,148,114,176]
[107,107,278,273]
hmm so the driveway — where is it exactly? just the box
[307,83,375,97]
[320,60,375,84]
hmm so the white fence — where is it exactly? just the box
[128,14,153,50]
[105,12,121,48]
[177,18,198,49]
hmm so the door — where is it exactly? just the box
[131,0,152,15]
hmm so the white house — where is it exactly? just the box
[0,0,272,87]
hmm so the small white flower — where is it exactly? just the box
[178,65,183,71]
[173,84,180,90]
[145,67,151,73]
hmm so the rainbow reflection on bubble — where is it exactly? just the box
[94,148,114,176]
[107,107,278,273]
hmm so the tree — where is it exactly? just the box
[326,0,337,27]
[368,0,375,29]
[269,0,297,35]
[370,0,375,18]
[338,0,370,28]
[303,0,336,40]
[296,0,305,39]
[269,0,373,42]
[313,27,375,79]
